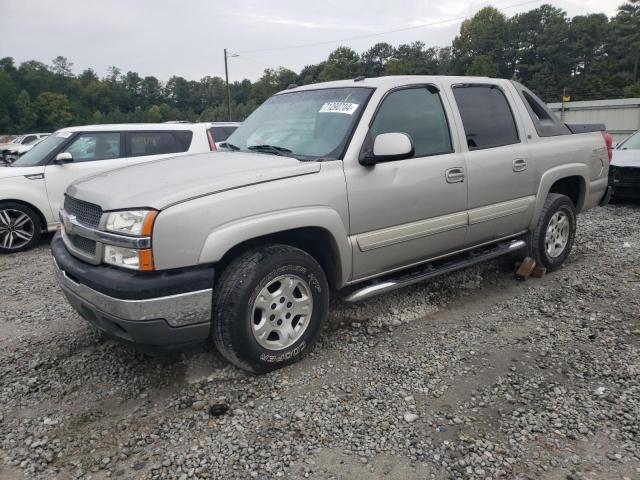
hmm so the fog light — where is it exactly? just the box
[103,245,154,271]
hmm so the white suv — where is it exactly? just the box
[0,122,239,253]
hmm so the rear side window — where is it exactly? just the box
[23,135,38,144]
[209,126,237,142]
[512,81,571,137]
[452,85,519,150]
[370,87,453,158]
[129,131,193,157]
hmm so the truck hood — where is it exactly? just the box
[611,149,640,167]
[67,151,322,210]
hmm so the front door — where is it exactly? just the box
[44,131,127,219]
[344,86,469,280]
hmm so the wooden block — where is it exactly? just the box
[531,266,547,278]
[515,257,536,281]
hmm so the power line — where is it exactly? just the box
[231,0,544,55]
[233,54,273,68]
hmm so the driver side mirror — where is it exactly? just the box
[54,152,73,165]
[360,132,414,166]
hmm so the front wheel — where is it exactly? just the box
[0,201,42,254]
[524,193,576,271]
[212,244,329,373]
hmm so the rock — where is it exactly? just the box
[403,413,419,423]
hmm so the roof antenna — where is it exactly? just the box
[354,76,366,82]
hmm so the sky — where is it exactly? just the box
[0,0,624,82]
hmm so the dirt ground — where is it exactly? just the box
[0,202,639,480]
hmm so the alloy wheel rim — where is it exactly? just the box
[545,211,570,258]
[250,274,313,351]
[0,209,34,250]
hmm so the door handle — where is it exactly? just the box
[445,167,465,183]
[513,158,527,172]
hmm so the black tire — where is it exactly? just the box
[212,244,329,374]
[0,201,42,254]
[524,193,576,271]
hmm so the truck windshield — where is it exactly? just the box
[11,133,69,167]
[224,87,374,161]
[618,131,640,150]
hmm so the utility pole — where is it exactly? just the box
[224,48,232,121]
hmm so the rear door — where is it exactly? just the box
[449,83,535,245]
[44,131,127,219]
[126,130,194,165]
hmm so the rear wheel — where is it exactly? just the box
[0,202,41,254]
[524,193,576,271]
[212,244,329,373]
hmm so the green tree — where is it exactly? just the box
[51,56,74,77]
[453,7,509,76]
[0,70,18,132]
[384,42,440,75]
[319,47,361,81]
[361,42,395,77]
[15,90,37,131]
[298,63,325,85]
[509,5,571,100]
[624,82,640,96]
[36,92,72,130]
[466,55,499,77]
[610,0,640,84]
[251,68,298,105]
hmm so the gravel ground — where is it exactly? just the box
[0,203,639,480]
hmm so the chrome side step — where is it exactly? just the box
[343,239,526,302]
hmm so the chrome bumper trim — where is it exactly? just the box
[53,259,212,327]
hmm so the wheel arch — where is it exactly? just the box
[529,165,589,230]
[0,198,49,232]
[198,208,352,289]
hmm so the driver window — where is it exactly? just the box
[370,87,453,158]
[63,132,121,162]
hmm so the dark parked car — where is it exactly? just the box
[609,130,640,199]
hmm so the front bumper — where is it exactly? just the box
[51,233,214,352]
[609,165,640,198]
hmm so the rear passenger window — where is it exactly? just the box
[370,87,452,158]
[129,131,193,157]
[452,85,519,150]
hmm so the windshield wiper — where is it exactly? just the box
[219,142,240,151]
[248,144,293,156]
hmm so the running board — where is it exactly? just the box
[343,239,526,302]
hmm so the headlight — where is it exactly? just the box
[103,245,154,271]
[104,210,157,236]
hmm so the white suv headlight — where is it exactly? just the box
[104,210,157,236]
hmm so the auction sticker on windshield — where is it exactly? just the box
[319,102,359,115]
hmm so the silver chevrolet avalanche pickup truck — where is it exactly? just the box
[51,76,613,373]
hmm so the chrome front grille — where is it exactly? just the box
[63,196,103,228]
